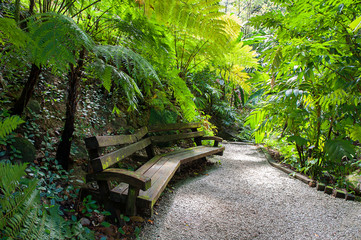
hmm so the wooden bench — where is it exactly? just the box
[83,122,225,217]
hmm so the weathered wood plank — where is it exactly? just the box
[109,149,193,202]
[178,146,225,165]
[86,168,151,191]
[200,136,223,142]
[138,158,180,205]
[91,138,152,172]
[84,127,148,150]
[138,146,224,202]
[149,122,201,132]
[150,131,205,143]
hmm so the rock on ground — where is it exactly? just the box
[140,143,361,240]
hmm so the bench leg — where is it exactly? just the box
[126,186,140,216]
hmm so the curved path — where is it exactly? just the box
[141,143,361,240]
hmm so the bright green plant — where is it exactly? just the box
[245,0,361,183]
[0,162,94,239]
[0,115,24,138]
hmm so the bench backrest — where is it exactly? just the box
[148,122,204,144]
[84,127,150,172]
[84,123,204,172]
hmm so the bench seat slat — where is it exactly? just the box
[110,149,193,201]
[110,146,225,207]
[149,122,201,133]
[137,158,180,206]
[150,131,204,143]
[91,138,151,172]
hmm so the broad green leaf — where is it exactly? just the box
[324,140,355,161]
[350,16,361,31]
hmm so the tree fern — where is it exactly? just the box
[91,44,160,110]
[26,12,94,71]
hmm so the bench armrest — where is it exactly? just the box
[200,136,223,147]
[86,168,151,191]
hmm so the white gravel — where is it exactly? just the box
[140,143,361,240]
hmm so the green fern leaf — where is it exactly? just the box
[348,125,361,142]
[0,18,28,48]
[0,115,25,138]
[27,12,94,72]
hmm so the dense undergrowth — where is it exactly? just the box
[244,0,361,194]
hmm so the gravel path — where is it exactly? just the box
[140,143,361,240]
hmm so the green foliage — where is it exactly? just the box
[324,140,355,162]
[0,162,94,239]
[91,44,160,111]
[149,109,177,125]
[27,12,94,71]
[168,71,198,122]
[81,195,99,217]
[0,115,24,138]
[0,18,28,48]
[350,15,361,31]
[246,0,361,184]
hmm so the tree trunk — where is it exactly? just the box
[11,64,41,116]
[56,49,85,170]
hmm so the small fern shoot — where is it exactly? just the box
[0,115,25,138]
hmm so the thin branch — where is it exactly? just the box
[72,0,101,18]
[184,40,208,72]
[174,28,179,69]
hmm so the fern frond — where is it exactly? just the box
[144,0,234,49]
[0,18,29,48]
[168,72,198,122]
[244,108,267,143]
[27,12,94,72]
[0,115,25,138]
[319,88,348,111]
[92,44,160,109]
[347,125,361,142]
[0,163,95,239]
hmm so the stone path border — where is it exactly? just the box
[260,146,356,201]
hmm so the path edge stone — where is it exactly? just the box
[259,146,315,186]
[259,146,356,201]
